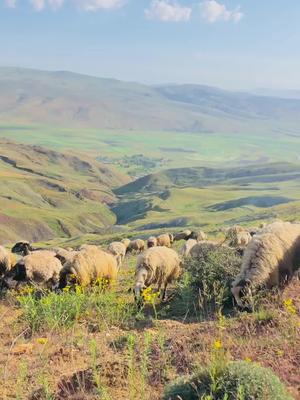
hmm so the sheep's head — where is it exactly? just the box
[11,241,33,256]
[231,278,252,308]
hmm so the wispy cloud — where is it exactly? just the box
[74,0,124,11]
[48,0,64,10]
[30,0,45,11]
[145,0,192,22]
[4,0,17,8]
[200,0,243,23]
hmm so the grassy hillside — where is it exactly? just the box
[0,139,129,243]
[114,163,300,231]
[1,67,300,134]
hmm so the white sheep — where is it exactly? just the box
[59,246,118,288]
[179,239,198,257]
[232,221,300,307]
[107,241,127,270]
[134,246,181,301]
[0,246,16,277]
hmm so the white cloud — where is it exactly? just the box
[30,0,45,11]
[48,0,64,9]
[200,0,243,23]
[4,0,17,7]
[74,0,124,11]
[145,0,191,22]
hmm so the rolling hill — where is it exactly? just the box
[0,139,129,243]
[1,67,300,134]
[113,163,300,230]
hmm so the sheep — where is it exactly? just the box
[0,246,16,277]
[147,236,157,248]
[189,230,207,241]
[157,233,172,248]
[179,239,198,257]
[173,230,192,241]
[55,248,78,265]
[189,240,224,258]
[225,226,252,247]
[121,238,131,250]
[127,239,145,253]
[59,246,118,289]
[107,241,126,270]
[134,246,181,301]
[5,250,63,289]
[231,221,300,307]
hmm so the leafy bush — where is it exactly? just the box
[16,285,137,332]
[184,244,242,313]
[164,361,293,400]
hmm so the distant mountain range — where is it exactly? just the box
[1,67,300,134]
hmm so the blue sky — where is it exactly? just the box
[1,0,300,89]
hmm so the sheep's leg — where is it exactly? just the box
[162,283,168,302]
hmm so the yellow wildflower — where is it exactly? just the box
[213,340,223,350]
[244,357,252,362]
[36,338,48,345]
[275,350,284,357]
[63,285,71,293]
[283,298,297,314]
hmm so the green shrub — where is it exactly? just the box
[184,244,241,313]
[164,361,293,400]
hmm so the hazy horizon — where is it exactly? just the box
[1,1,300,90]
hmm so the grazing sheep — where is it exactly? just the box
[189,240,223,258]
[59,246,118,288]
[107,242,126,270]
[121,238,131,250]
[134,246,181,301]
[0,246,16,277]
[179,239,197,257]
[5,250,63,288]
[127,239,145,253]
[225,226,251,247]
[173,230,192,241]
[231,221,300,307]
[147,236,157,248]
[11,241,34,256]
[55,248,78,265]
[157,233,172,248]
[189,230,207,241]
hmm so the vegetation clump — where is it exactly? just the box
[184,244,242,313]
[164,361,293,400]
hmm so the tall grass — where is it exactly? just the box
[16,285,137,333]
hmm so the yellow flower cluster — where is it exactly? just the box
[283,298,297,314]
[141,287,160,303]
[36,337,48,345]
[19,286,34,295]
[244,357,252,362]
[213,340,223,350]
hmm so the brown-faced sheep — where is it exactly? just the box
[127,239,145,253]
[189,231,207,241]
[0,246,16,277]
[147,236,157,248]
[107,242,126,270]
[179,239,198,257]
[59,246,118,288]
[5,250,63,289]
[134,246,181,301]
[157,233,172,248]
[173,230,192,241]
[231,221,300,307]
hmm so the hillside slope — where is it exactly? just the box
[1,67,300,133]
[114,163,300,229]
[0,139,129,243]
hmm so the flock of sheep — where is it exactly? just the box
[1,221,300,308]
